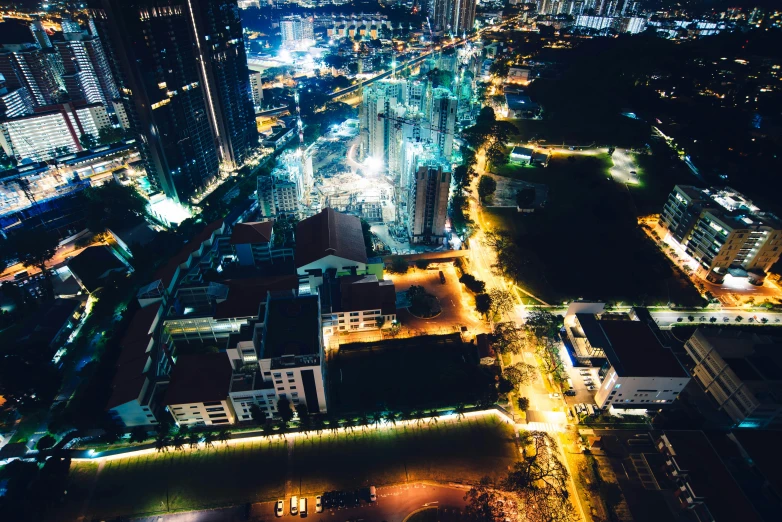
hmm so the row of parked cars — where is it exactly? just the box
[276,487,376,517]
[573,403,600,417]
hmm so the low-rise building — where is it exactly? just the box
[230,221,275,266]
[579,317,691,410]
[257,175,299,219]
[684,328,782,429]
[66,245,129,294]
[320,273,396,336]
[504,92,540,119]
[163,353,236,426]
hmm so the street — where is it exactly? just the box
[130,483,470,522]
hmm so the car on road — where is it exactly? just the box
[370,486,377,502]
[276,500,284,517]
[587,385,596,391]
[549,393,561,399]
[439,270,446,284]
[315,496,323,513]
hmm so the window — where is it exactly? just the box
[203,401,222,407]
[264,371,271,376]
[277,387,284,391]
[205,407,224,412]
[350,312,359,317]
[286,372,294,377]
[290,386,297,390]
[276,380,283,384]
[209,413,227,419]
[273,373,281,378]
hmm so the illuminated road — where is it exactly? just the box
[0,236,103,282]
[608,148,639,184]
[131,483,470,522]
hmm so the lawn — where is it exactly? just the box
[58,415,517,521]
[484,154,704,307]
[329,333,497,413]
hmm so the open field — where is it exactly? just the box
[329,333,497,413]
[484,154,704,306]
[58,414,517,521]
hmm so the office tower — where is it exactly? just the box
[429,87,456,158]
[407,149,451,244]
[0,43,65,107]
[88,0,257,202]
[280,17,315,49]
[249,71,264,110]
[0,78,34,119]
[54,20,119,106]
[661,185,782,284]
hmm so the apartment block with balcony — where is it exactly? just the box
[319,272,396,337]
[655,432,764,522]
[660,185,782,284]
[163,353,237,426]
[684,328,782,429]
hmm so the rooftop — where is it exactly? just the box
[163,353,233,406]
[661,431,764,522]
[296,207,367,269]
[321,274,396,315]
[154,220,224,288]
[599,320,688,378]
[67,245,126,293]
[230,221,273,245]
[213,275,298,320]
[262,294,321,359]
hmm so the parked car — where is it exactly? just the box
[276,500,284,517]
[439,271,446,284]
[299,497,307,517]
[549,393,561,399]
[290,496,298,516]
[587,385,596,391]
[370,486,377,502]
[316,496,323,513]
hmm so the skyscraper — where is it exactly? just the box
[360,79,406,168]
[407,148,451,245]
[54,20,119,106]
[88,0,257,202]
[429,87,456,158]
[0,43,65,107]
[431,0,476,35]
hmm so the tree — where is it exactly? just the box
[277,397,294,425]
[79,133,98,150]
[375,316,386,329]
[459,273,486,293]
[516,188,536,208]
[389,256,409,273]
[504,362,537,387]
[518,397,530,411]
[295,403,310,428]
[489,288,515,317]
[98,126,128,145]
[10,228,59,295]
[248,403,265,422]
[82,182,148,232]
[130,426,148,444]
[360,219,375,257]
[188,432,201,448]
[455,403,466,421]
[477,175,497,201]
[475,293,493,318]
[525,309,561,339]
[492,322,526,355]
[203,431,216,448]
[36,434,56,451]
[485,143,508,172]
[218,430,230,445]
[464,477,515,522]
[384,410,398,426]
[415,259,430,269]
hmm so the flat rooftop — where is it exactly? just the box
[261,294,320,359]
[163,353,233,406]
[599,320,688,378]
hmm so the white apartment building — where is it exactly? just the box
[320,273,396,336]
[249,71,264,111]
[164,352,237,426]
[408,150,451,245]
[258,175,299,219]
[280,17,315,49]
[684,328,782,429]
[0,84,34,119]
[589,319,691,410]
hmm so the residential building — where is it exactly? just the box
[655,431,764,522]
[0,101,111,162]
[0,80,34,119]
[431,0,477,34]
[590,318,690,410]
[660,185,782,284]
[407,151,451,245]
[53,21,119,106]
[360,79,406,168]
[249,71,264,111]
[258,175,299,218]
[296,208,381,288]
[280,17,315,49]
[429,87,456,158]
[230,221,284,266]
[320,273,396,336]
[88,0,257,201]
[164,353,237,426]
[226,292,328,420]
[684,328,782,429]
[504,92,541,119]
[0,44,65,107]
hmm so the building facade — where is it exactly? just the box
[684,328,782,429]
[0,44,65,107]
[661,185,782,284]
[408,153,451,244]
